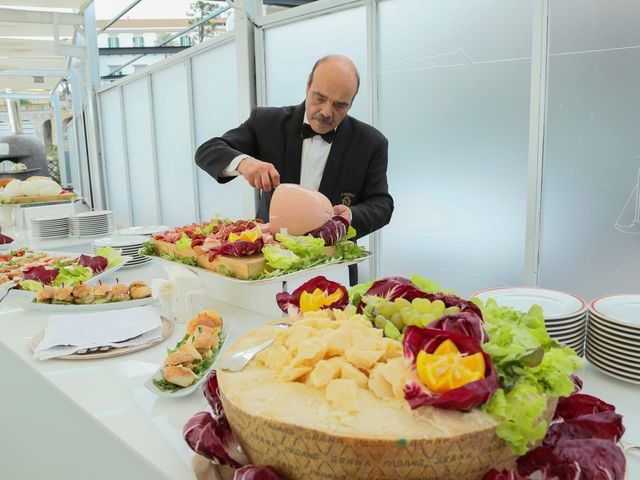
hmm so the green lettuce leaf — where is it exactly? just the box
[140,242,156,256]
[51,265,93,286]
[175,233,192,250]
[477,297,584,454]
[333,241,364,261]
[348,279,375,306]
[275,233,325,257]
[345,225,357,240]
[19,280,43,292]
[262,245,301,270]
[94,246,123,268]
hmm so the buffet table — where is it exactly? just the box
[0,238,638,479]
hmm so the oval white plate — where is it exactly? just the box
[26,296,156,312]
[144,321,232,398]
[472,287,586,319]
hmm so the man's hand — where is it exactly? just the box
[333,204,352,223]
[237,157,281,192]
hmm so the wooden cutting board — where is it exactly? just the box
[2,193,76,204]
[150,238,337,279]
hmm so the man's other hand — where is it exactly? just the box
[237,157,281,192]
[333,204,352,223]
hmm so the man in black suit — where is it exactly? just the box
[195,54,393,242]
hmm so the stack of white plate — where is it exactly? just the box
[69,211,115,238]
[92,235,150,268]
[473,287,587,356]
[586,294,640,384]
[117,225,168,236]
[31,215,70,239]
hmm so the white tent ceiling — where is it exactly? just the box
[0,1,91,96]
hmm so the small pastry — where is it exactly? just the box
[110,283,131,302]
[129,280,151,299]
[72,284,95,304]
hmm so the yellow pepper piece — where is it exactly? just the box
[228,228,261,243]
[299,287,344,313]
[416,341,486,394]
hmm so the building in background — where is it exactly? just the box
[96,0,231,82]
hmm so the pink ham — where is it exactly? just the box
[269,184,333,236]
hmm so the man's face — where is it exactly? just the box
[305,61,357,134]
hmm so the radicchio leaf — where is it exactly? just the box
[235,466,284,480]
[276,276,348,313]
[545,410,625,446]
[203,370,224,417]
[426,311,488,343]
[0,232,13,244]
[403,326,498,410]
[553,392,614,420]
[78,254,108,273]
[306,216,349,245]
[22,265,59,285]
[483,391,627,480]
[183,411,246,468]
[208,237,265,261]
[359,276,482,319]
[517,439,626,480]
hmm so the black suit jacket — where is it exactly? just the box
[195,102,394,238]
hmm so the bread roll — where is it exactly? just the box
[53,286,74,303]
[187,310,222,335]
[72,283,95,304]
[0,178,14,188]
[36,286,54,303]
[163,365,198,387]
[129,280,151,299]
[110,283,131,301]
[176,343,202,362]
[93,284,111,301]
[188,325,220,353]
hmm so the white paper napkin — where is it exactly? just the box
[152,264,206,323]
[34,305,163,360]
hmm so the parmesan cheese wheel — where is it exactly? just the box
[217,320,555,480]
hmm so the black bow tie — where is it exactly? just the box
[301,123,336,144]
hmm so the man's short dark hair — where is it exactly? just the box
[307,55,360,99]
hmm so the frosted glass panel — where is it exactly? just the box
[263,7,371,278]
[539,1,640,299]
[122,78,158,225]
[263,6,368,121]
[379,0,532,296]
[99,88,131,226]
[191,41,244,221]
[151,63,197,226]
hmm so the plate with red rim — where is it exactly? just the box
[472,287,587,320]
[586,330,640,358]
[589,294,640,329]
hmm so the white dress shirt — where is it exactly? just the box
[221,112,333,192]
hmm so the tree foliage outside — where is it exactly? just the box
[187,1,226,43]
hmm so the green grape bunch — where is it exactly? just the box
[362,296,461,341]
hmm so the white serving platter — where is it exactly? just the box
[143,250,372,286]
[144,320,232,398]
[26,296,156,313]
